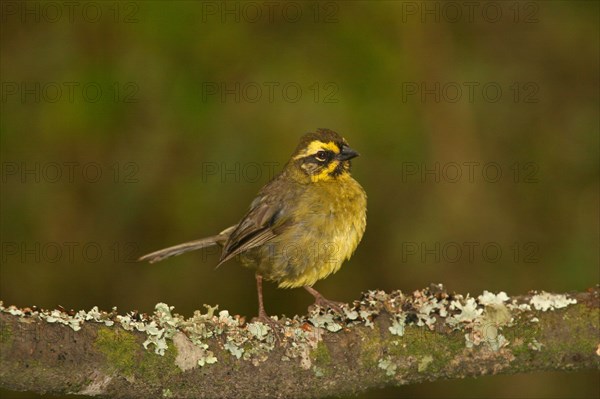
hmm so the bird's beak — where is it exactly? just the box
[337,145,360,161]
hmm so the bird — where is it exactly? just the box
[139,128,367,325]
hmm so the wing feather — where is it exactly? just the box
[217,192,286,267]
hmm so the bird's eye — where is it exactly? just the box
[315,151,328,162]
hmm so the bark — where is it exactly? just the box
[1,286,598,399]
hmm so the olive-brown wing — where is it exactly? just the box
[216,193,287,266]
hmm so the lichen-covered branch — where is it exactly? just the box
[1,285,599,398]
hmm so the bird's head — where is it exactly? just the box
[288,128,359,183]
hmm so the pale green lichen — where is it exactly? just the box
[418,355,433,372]
[448,297,483,327]
[247,322,270,339]
[530,292,577,311]
[141,321,169,355]
[488,333,509,351]
[528,338,544,351]
[0,302,116,332]
[409,289,449,329]
[388,314,406,336]
[343,308,359,320]
[312,366,325,377]
[463,303,512,351]
[378,356,397,376]
[478,291,510,305]
[485,303,513,326]
[198,354,217,367]
[224,341,244,359]
[308,313,342,332]
[359,310,375,328]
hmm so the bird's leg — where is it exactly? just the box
[255,273,269,320]
[254,274,281,335]
[304,286,345,313]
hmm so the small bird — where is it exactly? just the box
[139,129,367,324]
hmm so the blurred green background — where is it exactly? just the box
[1,1,598,398]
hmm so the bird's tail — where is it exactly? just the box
[138,225,236,264]
[137,237,221,263]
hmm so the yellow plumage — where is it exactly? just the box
[139,129,367,321]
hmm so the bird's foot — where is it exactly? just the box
[304,286,345,314]
[311,296,345,314]
[251,310,282,342]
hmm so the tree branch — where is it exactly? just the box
[1,286,598,398]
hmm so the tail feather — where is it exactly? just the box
[138,236,223,264]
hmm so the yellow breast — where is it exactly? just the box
[275,175,367,288]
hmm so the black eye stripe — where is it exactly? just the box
[313,150,333,162]
[298,149,337,169]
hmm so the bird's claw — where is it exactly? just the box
[252,313,283,342]
[310,297,346,314]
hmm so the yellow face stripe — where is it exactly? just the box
[294,140,340,160]
[310,160,341,182]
